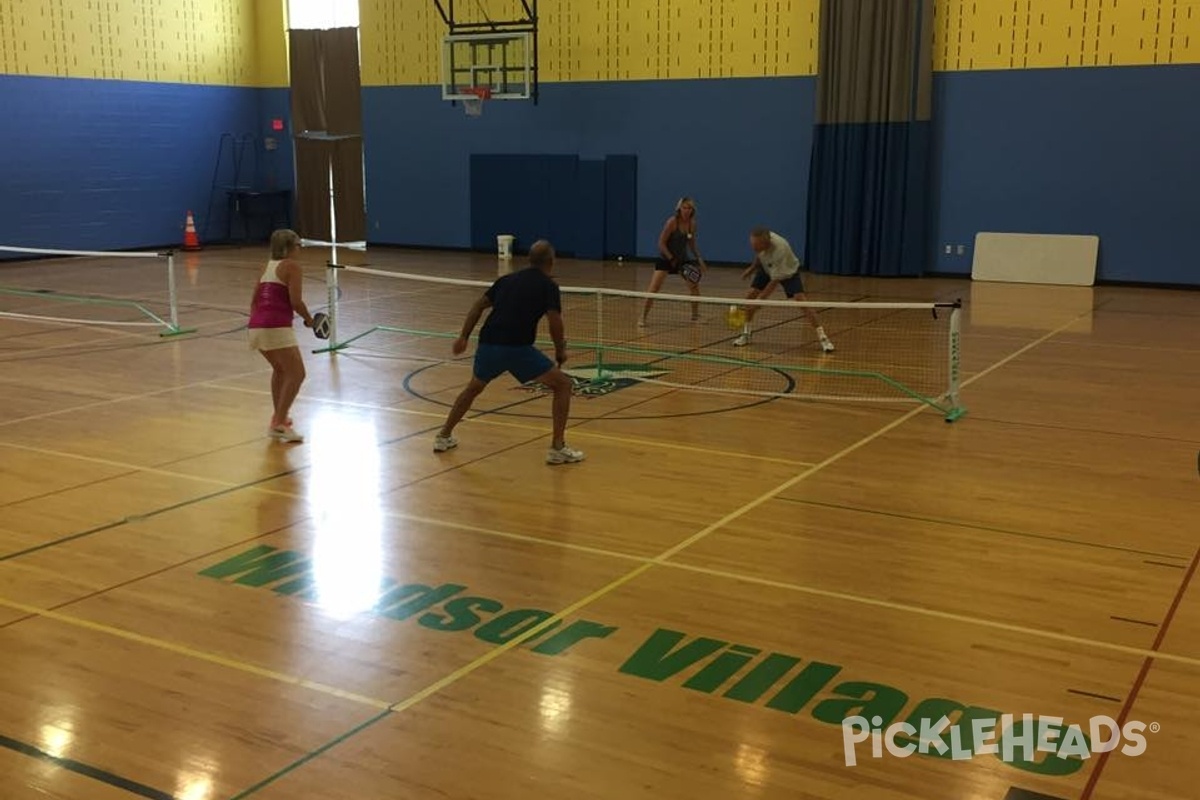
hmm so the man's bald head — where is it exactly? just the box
[529,240,556,271]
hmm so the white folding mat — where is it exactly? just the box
[971,232,1099,286]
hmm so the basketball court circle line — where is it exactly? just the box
[399,350,801,422]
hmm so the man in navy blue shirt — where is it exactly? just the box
[434,240,585,464]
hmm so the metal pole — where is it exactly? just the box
[328,260,339,347]
[167,252,179,331]
[946,304,964,421]
[594,289,604,380]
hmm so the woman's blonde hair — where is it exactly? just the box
[270,229,301,259]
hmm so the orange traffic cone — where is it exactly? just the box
[182,210,202,251]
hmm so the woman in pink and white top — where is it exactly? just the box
[248,228,314,443]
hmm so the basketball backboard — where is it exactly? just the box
[434,0,538,106]
[442,31,533,101]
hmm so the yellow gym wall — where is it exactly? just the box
[0,1,1194,86]
[934,0,1200,70]
[358,0,1200,87]
[359,0,822,86]
[255,0,289,87]
[0,0,267,86]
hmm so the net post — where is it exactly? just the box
[944,302,966,422]
[328,257,339,346]
[314,260,346,354]
[167,252,177,329]
[594,289,605,381]
[159,250,195,337]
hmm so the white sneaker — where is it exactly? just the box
[820,337,835,353]
[546,444,585,465]
[268,425,304,443]
[733,333,750,347]
[433,434,458,452]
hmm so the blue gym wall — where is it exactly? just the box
[362,65,1200,286]
[362,78,817,266]
[931,65,1200,285]
[0,77,295,254]
[256,88,296,196]
[3,68,1196,286]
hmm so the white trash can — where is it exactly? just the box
[496,234,515,259]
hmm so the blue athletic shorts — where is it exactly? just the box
[751,268,805,297]
[473,343,554,384]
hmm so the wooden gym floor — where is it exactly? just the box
[0,245,1196,800]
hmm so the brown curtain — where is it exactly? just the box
[288,30,325,134]
[294,139,333,242]
[322,28,363,136]
[288,27,365,242]
[331,138,366,241]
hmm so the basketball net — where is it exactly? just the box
[463,86,491,117]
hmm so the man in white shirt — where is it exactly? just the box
[734,226,834,352]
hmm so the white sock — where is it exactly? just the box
[816,325,828,339]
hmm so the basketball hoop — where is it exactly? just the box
[463,86,491,117]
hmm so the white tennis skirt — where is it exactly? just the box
[248,326,298,351]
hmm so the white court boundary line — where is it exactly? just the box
[0,245,167,258]
[0,311,160,327]
[0,367,273,429]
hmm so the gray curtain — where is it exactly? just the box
[816,1,932,124]
[805,0,934,277]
